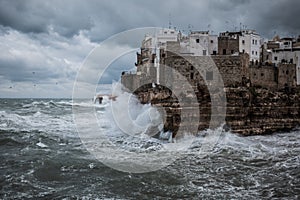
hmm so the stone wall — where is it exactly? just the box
[250,65,278,89]
[278,63,297,89]
[212,55,250,86]
[121,73,140,91]
[121,64,157,92]
[218,37,239,55]
[160,54,250,88]
[121,44,300,137]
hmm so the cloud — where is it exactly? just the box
[0,0,93,36]
[0,26,97,97]
[257,0,300,37]
[0,0,298,97]
[0,0,299,40]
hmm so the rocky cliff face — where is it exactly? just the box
[134,84,300,136]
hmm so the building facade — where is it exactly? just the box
[261,36,300,85]
[218,30,261,62]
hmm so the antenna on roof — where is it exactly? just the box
[168,13,172,29]
[188,24,193,33]
[207,24,211,33]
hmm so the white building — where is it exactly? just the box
[186,31,218,56]
[271,37,300,85]
[218,29,261,62]
[141,29,218,56]
[156,28,179,48]
[139,28,218,83]
[239,30,261,62]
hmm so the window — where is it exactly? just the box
[213,50,217,55]
[252,51,254,55]
[242,40,245,44]
[274,56,278,61]
[191,65,194,70]
[255,40,257,45]
[252,39,255,44]
[203,50,207,55]
[210,40,214,43]
[231,50,234,54]
[261,73,264,77]
[190,72,194,80]
[206,71,213,80]
[223,49,226,55]
[255,51,257,55]
[242,49,245,53]
[290,58,293,64]
[196,39,200,43]
[266,55,269,60]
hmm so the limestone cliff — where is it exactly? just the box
[134,84,300,136]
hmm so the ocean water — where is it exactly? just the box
[0,97,300,199]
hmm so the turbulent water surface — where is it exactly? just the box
[0,98,299,199]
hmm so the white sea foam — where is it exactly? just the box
[101,82,164,137]
[36,141,48,148]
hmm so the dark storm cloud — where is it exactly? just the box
[257,0,300,37]
[0,0,298,97]
[0,0,298,40]
[0,0,159,41]
[0,0,93,37]
[209,0,250,11]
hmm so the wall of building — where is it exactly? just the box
[297,66,300,85]
[159,54,250,89]
[249,65,277,89]
[260,45,273,64]
[213,54,250,86]
[121,74,140,92]
[156,29,178,47]
[218,37,239,55]
[249,34,261,62]
[278,63,297,88]
[188,32,218,55]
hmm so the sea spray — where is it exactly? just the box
[105,82,164,137]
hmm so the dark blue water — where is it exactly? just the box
[0,98,299,199]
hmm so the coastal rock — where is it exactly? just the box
[134,84,300,136]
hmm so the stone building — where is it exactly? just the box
[120,30,300,136]
[122,28,220,90]
[261,35,300,86]
[218,31,240,56]
[184,31,218,56]
[122,29,300,93]
[249,65,278,89]
[218,30,261,62]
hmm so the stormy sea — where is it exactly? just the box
[0,93,300,199]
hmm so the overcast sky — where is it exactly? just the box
[0,0,299,98]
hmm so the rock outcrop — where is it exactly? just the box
[134,84,300,136]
